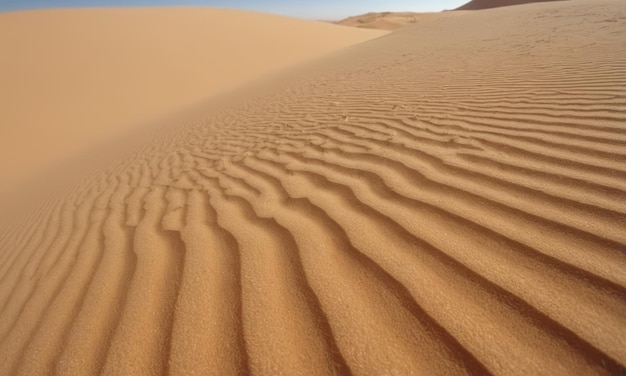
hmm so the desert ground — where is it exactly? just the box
[455,0,564,10]
[0,0,625,374]
[0,7,385,199]
[336,12,432,30]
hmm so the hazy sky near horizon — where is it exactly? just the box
[0,0,469,19]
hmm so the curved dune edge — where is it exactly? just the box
[1,0,626,374]
[455,0,564,11]
[0,7,386,198]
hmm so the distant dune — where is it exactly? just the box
[336,12,435,30]
[1,0,625,374]
[0,7,385,198]
[455,0,564,10]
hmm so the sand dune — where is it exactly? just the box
[1,0,626,374]
[336,12,434,30]
[455,0,564,10]
[0,7,385,198]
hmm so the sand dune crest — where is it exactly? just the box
[336,12,436,30]
[455,0,565,11]
[0,7,385,198]
[1,0,625,374]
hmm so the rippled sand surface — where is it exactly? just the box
[0,1,625,374]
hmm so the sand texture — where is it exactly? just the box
[0,8,385,197]
[1,0,625,374]
[455,0,565,11]
[336,12,433,30]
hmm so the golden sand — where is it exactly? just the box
[0,0,625,374]
[0,7,385,198]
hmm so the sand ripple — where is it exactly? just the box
[1,0,625,374]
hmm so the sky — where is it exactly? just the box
[0,0,469,20]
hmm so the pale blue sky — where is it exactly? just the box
[0,0,469,20]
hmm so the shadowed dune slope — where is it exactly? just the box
[0,7,385,197]
[1,0,625,374]
[455,0,564,10]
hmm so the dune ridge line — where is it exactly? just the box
[0,0,625,374]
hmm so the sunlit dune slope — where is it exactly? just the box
[336,12,436,30]
[0,0,625,375]
[0,7,385,197]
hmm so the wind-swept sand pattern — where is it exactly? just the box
[1,0,626,374]
[0,7,386,198]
